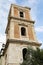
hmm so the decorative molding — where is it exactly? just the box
[9,16,35,23]
[18,23,28,27]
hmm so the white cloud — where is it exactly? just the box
[8,0,16,3]
[0,33,6,50]
[35,26,43,32]
[28,0,40,4]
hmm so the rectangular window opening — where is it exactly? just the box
[20,11,24,17]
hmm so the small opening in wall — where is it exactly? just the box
[23,48,27,60]
[21,27,26,36]
[20,11,24,17]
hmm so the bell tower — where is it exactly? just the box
[1,4,41,65]
[6,4,37,41]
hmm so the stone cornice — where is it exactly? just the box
[2,39,41,56]
[11,4,31,10]
[9,16,35,23]
[7,39,41,46]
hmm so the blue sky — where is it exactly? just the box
[0,0,43,49]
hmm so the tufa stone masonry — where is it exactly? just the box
[0,4,41,65]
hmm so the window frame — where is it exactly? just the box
[20,11,24,17]
[18,10,25,18]
[19,26,28,38]
[21,27,26,36]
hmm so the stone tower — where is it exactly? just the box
[0,4,41,65]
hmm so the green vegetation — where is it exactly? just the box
[21,47,43,65]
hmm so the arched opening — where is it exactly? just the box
[21,27,26,36]
[23,48,27,60]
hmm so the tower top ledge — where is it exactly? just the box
[11,4,31,10]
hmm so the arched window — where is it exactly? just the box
[22,48,27,60]
[21,27,26,36]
